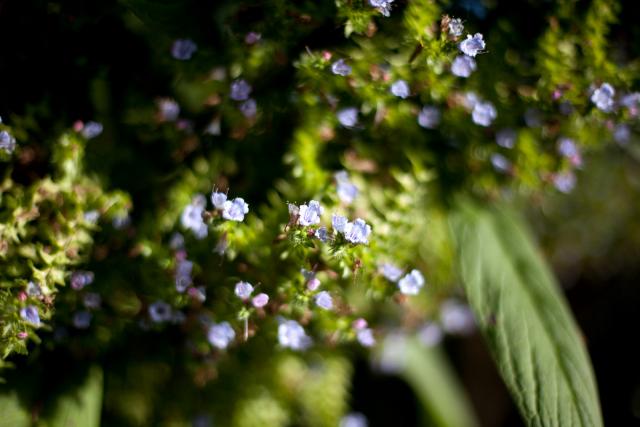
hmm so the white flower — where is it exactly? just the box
[208,322,236,349]
[278,319,311,350]
[448,18,464,37]
[357,329,376,347]
[331,59,352,76]
[211,191,227,209]
[298,200,323,226]
[222,197,249,221]
[181,195,208,239]
[390,80,410,98]
[451,55,476,78]
[335,171,358,204]
[315,291,333,310]
[472,101,497,127]
[418,106,441,129]
[234,281,254,300]
[379,263,403,282]
[397,269,425,295]
[332,214,348,233]
[343,218,371,244]
[369,0,394,17]
[337,107,358,128]
[440,300,475,335]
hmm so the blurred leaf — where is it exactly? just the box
[45,366,103,427]
[0,392,30,427]
[400,338,478,427]
[450,200,603,427]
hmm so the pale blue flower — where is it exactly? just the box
[252,293,269,308]
[208,322,235,349]
[0,131,16,154]
[73,311,92,329]
[418,106,441,129]
[557,137,579,158]
[81,121,103,139]
[307,277,321,291]
[337,107,358,128]
[332,214,348,233]
[315,291,333,310]
[459,33,485,57]
[234,281,254,300]
[26,281,42,297]
[71,271,95,291]
[357,328,376,347]
[315,226,329,242]
[222,197,249,222]
[398,269,425,295]
[524,108,542,128]
[496,128,516,148]
[230,79,252,101]
[20,305,40,326]
[84,210,100,224]
[335,171,358,204]
[344,218,371,244]
[553,172,576,193]
[621,92,640,113]
[390,80,410,99]
[298,200,323,226]
[448,18,464,37]
[171,39,197,60]
[441,300,475,335]
[472,101,497,126]
[490,153,510,173]
[331,59,352,76]
[614,124,631,145]
[175,259,193,292]
[169,232,185,250]
[451,55,476,78]
[149,301,172,323]
[369,0,394,17]
[158,98,180,121]
[418,323,443,347]
[591,83,615,112]
[379,263,403,282]
[245,32,261,45]
[340,413,369,427]
[181,195,208,238]
[211,191,227,209]
[278,319,311,350]
[240,98,257,118]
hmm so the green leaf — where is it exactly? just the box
[450,201,603,427]
[46,366,103,427]
[388,337,479,427]
[0,392,31,427]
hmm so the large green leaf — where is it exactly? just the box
[45,366,103,427]
[450,201,602,427]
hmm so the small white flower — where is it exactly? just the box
[315,291,333,310]
[331,59,352,76]
[208,322,236,349]
[332,214,348,233]
[472,101,497,127]
[222,197,249,222]
[398,269,425,295]
[234,281,254,300]
[298,200,323,226]
[337,107,358,128]
[357,328,376,347]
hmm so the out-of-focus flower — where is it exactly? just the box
[459,33,485,57]
[83,293,102,309]
[0,130,16,153]
[149,301,172,323]
[331,59,352,76]
[332,214,348,233]
[340,412,369,427]
[448,18,464,37]
[315,226,329,242]
[418,106,441,129]
[26,281,42,297]
[278,319,311,350]
[157,98,180,121]
[472,101,497,127]
[390,80,410,99]
[337,107,359,128]
[451,55,476,78]
[357,329,376,347]
[379,263,403,282]
[181,195,208,238]
[315,291,333,310]
[591,83,615,112]
[440,300,475,335]
[252,293,269,308]
[20,306,40,326]
[175,259,193,292]
[613,124,631,145]
[490,153,511,173]
[553,171,576,193]
[496,128,516,148]
[398,269,425,295]
[71,271,95,291]
[335,171,359,204]
[418,323,443,347]
[73,311,92,329]
[239,99,257,118]
[171,39,197,60]
[307,277,321,291]
[208,322,235,349]
[244,32,261,45]
[234,281,254,300]
[81,121,103,139]
[211,191,227,209]
[230,79,252,101]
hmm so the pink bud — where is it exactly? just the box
[352,318,368,330]
[322,51,332,61]
[252,293,269,308]
[73,120,84,132]
[18,292,27,302]
[307,278,321,291]
[17,331,28,339]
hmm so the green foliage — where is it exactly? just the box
[450,200,602,427]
